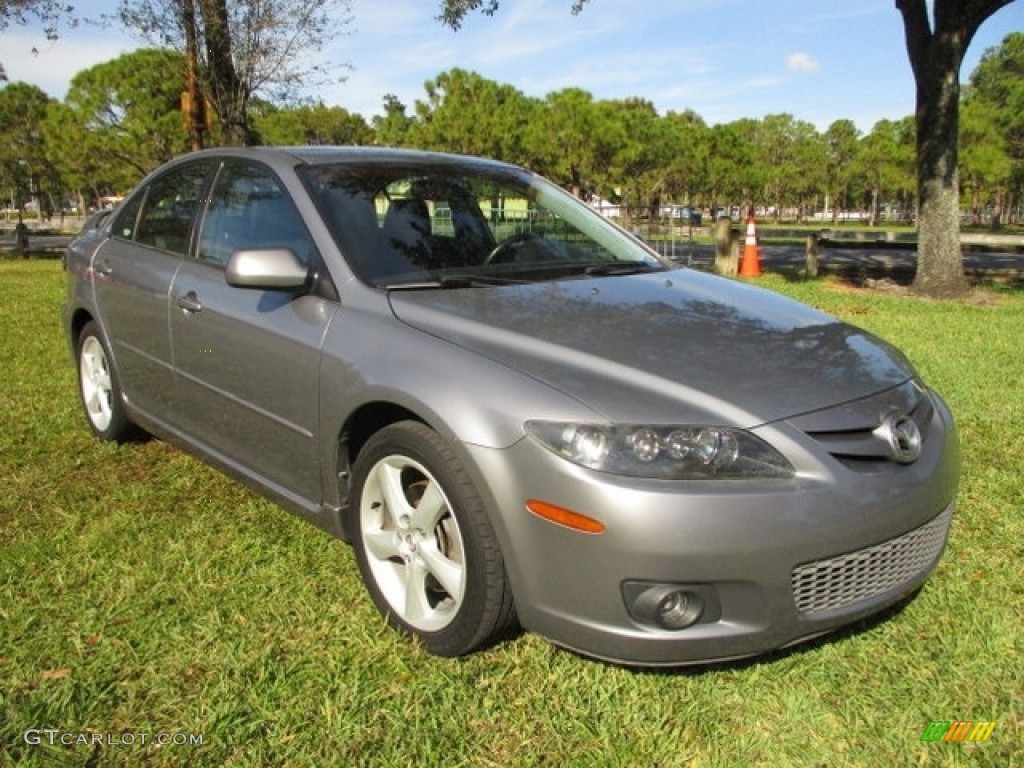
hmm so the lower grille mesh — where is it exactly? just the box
[792,504,953,615]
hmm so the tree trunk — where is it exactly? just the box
[200,0,249,145]
[896,0,1018,297]
[183,0,206,151]
[912,43,970,297]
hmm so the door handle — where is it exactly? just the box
[175,291,203,313]
[95,260,113,277]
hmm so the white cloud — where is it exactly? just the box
[786,52,820,73]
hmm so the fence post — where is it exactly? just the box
[14,222,30,257]
[805,233,819,277]
[714,217,738,276]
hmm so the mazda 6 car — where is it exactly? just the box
[63,147,959,665]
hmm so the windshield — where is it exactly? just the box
[300,162,665,288]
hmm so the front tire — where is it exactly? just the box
[76,321,137,442]
[350,421,516,656]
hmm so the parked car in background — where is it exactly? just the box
[80,207,114,233]
[668,205,702,226]
[63,147,959,665]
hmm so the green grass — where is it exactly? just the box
[1,261,1021,767]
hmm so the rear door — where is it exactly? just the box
[168,159,336,504]
[92,161,212,419]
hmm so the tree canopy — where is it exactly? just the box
[435,0,1018,296]
[0,81,54,219]
[1,33,1022,251]
[111,0,354,145]
[0,0,72,36]
[437,0,588,30]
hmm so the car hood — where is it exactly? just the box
[387,269,916,426]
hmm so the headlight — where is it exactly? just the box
[525,421,794,480]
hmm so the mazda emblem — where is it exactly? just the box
[875,412,923,464]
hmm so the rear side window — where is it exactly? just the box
[119,163,210,255]
[110,193,144,241]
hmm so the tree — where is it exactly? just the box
[959,98,1012,226]
[526,88,602,197]
[250,101,373,146]
[896,0,1015,297]
[372,94,416,147]
[0,0,70,31]
[112,0,354,146]
[59,49,191,186]
[823,120,862,224]
[657,110,709,209]
[0,82,57,222]
[754,114,825,222]
[440,0,1016,296]
[857,118,916,226]
[437,0,587,29]
[704,122,755,217]
[964,32,1024,225]
[413,68,536,163]
[967,32,1024,159]
[598,98,667,218]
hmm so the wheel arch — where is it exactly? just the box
[334,401,426,539]
[329,398,527,611]
[68,306,96,351]
[331,395,524,548]
[73,314,143,443]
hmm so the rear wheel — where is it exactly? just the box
[76,321,136,442]
[350,421,516,656]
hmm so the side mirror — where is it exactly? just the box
[225,248,310,290]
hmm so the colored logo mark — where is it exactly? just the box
[921,720,997,742]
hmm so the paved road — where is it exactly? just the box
[655,242,1024,282]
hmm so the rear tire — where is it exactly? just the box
[76,321,137,442]
[350,421,516,656]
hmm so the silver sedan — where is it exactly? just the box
[63,147,959,665]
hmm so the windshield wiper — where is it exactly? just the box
[383,274,525,290]
[581,263,661,277]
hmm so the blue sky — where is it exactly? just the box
[2,0,1021,132]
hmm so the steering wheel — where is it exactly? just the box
[483,232,539,265]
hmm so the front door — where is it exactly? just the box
[168,160,336,505]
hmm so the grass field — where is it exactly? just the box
[1,260,1021,767]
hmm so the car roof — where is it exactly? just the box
[168,145,523,176]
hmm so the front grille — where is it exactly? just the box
[792,504,953,615]
[804,395,933,462]
[788,380,933,464]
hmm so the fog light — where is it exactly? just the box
[630,585,705,630]
[657,591,693,627]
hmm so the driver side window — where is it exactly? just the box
[198,161,315,268]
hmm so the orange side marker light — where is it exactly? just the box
[526,499,606,534]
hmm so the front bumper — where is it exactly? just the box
[462,392,960,666]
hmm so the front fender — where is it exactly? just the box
[316,300,598,511]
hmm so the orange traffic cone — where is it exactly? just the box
[739,215,762,277]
